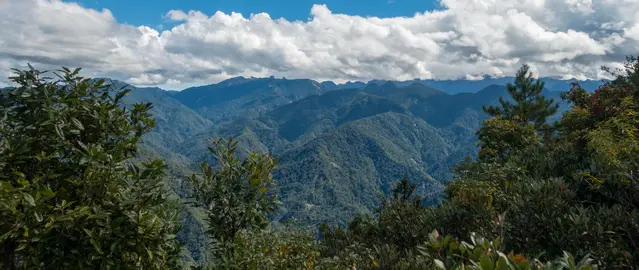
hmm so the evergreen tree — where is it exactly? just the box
[0,66,181,269]
[477,64,559,161]
[483,64,559,133]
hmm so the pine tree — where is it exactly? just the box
[477,64,559,161]
[483,64,559,131]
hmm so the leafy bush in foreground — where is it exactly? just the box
[0,67,180,268]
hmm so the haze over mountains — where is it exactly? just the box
[117,75,596,228]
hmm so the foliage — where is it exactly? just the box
[483,64,559,132]
[438,58,639,268]
[476,117,540,161]
[0,66,180,269]
[419,230,595,270]
[187,137,279,264]
[225,226,320,269]
[313,178,593,270]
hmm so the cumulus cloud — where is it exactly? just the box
[0,0,638,88]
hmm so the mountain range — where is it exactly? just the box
[2,75,592,225]
[116,75,587,228]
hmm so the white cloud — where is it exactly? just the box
[127,73,166,85]
[625,23,639,41]
[0,0,638,88]
[166,78,181,84]
[165,10,189,21]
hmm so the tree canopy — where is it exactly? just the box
[0,67,180,269]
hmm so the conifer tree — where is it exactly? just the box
[483,64,559,131]
[477,64,559,161]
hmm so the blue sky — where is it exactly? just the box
[74,0,442,27]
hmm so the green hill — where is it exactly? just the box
[170,83,529,226]
[118,78,571,235]
[273,112,452,226]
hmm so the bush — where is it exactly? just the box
[0,67,180,268]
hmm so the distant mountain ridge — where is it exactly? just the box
[363,76,605,94]
[157,74,593,127]
[184,75,604,95]
[2,75,605,96]
[172,77,333,124]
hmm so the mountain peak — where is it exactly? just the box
[381,81,397,88]
[217,76,251,87]
[320,81,337,87]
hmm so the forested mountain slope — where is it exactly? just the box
[107,76,575,229]
[83,77,572,259]
[167,82,572,226]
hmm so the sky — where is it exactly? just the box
[0,0,638,90]
[73,0,443,27]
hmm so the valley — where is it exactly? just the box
[123,76,587,231]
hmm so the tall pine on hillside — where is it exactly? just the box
[478,65,559,161]
[483,64,559,130]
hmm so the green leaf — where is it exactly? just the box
[76,141,88,151]
[480,255,494,270]
[433,259,446,269]
[71,118,84,130]
[496,256,510,270]
[90,239,104,254]
[54,124,64,139]
[40,187,55,197]
[34,212,43,222]
[23,193,36,206]
[15,244,27,252]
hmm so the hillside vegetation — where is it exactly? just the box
[1,56,637,269]
[171,79,573,228]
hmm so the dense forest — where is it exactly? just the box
[1,55,638,269]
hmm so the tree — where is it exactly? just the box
[476,117,540,161]
[0,66,180,269]
[444,59,639,267]
[483,64,559,132]
[187,137,279,265]
[476,65,558,162]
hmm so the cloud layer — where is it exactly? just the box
[1,0,638,88]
